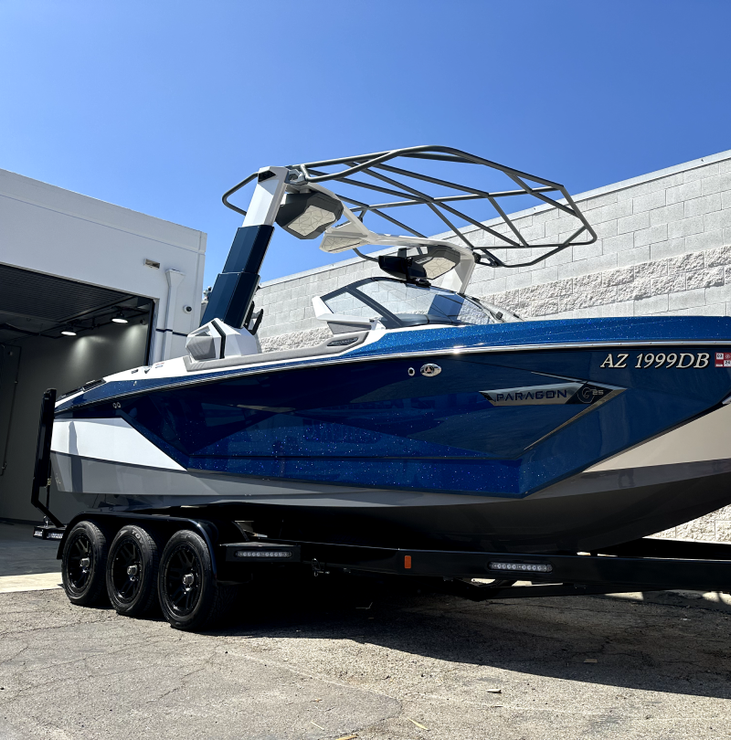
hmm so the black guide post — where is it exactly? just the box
[201,224,274,328]
[30,388,63,528]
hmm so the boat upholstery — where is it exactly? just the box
[183,330,369,372]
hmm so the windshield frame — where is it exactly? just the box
[320,277,502,329]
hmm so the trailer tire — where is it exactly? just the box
[61,520,109,606]
[106,525,160,617]
[157,530,235,631]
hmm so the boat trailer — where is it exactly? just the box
[32,387,731,630]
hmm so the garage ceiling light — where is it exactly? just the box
[61,328,77,337]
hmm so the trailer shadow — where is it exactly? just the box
[212,574,731,700]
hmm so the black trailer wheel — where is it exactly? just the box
[158,530,235,631]
[106,525,160,617]
[61,520,109,606]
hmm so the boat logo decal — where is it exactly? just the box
[600,352,710,369]
[481,382,612,407]
[420,363,442,377]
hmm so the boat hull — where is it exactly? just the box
[52,449,731,553]
[51,316,731,553]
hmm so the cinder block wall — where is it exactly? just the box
[255,149,731,542]
[468,156,731,323]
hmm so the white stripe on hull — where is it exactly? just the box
[51,418,185,471]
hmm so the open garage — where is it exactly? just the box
[0,168,206,522]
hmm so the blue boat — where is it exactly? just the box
[49,147,731,555]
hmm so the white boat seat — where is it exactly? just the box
[183,330,368,372]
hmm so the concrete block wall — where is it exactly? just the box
[465,153,731,323]
[662,505,731,543]
[254,150,731,542]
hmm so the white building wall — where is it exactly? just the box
[254,149,731,542]
[0,169,207,360]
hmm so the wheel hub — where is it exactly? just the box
[80,557,91,571]
[126,564,139,579]
[182,573,195,588]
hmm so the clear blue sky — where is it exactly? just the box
[2,1,730,289]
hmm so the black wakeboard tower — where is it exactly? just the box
[204,145,597,328]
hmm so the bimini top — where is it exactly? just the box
[221,145,598,272]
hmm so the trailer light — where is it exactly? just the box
[233,550,292,559]
[489,562,553,574]
[33,528,64,540]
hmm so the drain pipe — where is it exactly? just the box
[0,344,21,477]
[159,269,185,361]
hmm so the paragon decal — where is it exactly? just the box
[481,382,612,407]
[600,352,710,369]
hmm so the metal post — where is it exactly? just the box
[202,167,289,328]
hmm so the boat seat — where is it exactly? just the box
[183,330,369,372]
[186,318,260,361]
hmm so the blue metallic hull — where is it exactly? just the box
[53,316,731,552]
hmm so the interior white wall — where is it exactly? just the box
[0,322,150,522]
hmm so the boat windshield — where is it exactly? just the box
[321,278,515,328]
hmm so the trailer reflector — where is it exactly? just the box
[404,555,412,569]
[489,561,553,573]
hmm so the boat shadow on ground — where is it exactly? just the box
[211,573,731,700]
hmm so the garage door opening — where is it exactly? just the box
[0,264,155,522]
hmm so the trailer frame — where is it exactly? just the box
[34,510,731,604]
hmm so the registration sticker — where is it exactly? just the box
[716,352,731,368]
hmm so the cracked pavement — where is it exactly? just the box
[1,575,731,740]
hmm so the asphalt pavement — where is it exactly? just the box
[1,522,731,739]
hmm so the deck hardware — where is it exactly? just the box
[420,363,441,377]
[311,559,330,577]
